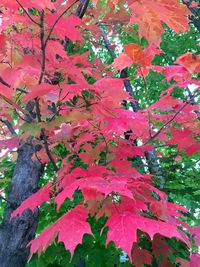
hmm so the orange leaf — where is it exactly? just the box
[129,0,190,45]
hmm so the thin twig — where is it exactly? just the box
[0,118,17,135]
[138,67,150,105]
[0,76,11,87]
[15,0,40,25]
[0,93,27,116]
[35,10,45,123]
[0,195,16,208]
[145,92,200,144]
[34,11,58,172]
[14,109,31,123]
[16,87,28,94]
[0,76,27,94]
[147,111,152,138]
[0,77,28,116]
[38,10,46,85]
[100,27,115,59]
[44,0,79,48]
[41,128,58,171]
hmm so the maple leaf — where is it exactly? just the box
[79,143,102,164]
[82,188,104,216]
[150,200,188,221]
[33,0,55,10]
[148,94,182,112]
[11,183,52,218]
[152,235,175,266]
[112,53,133,71]
[3,0,56,10]
[45,40,68,64]
[29,205,91,257]
[129,0,190,45]
[190,254,200,267]
[0,83,13,99]
[168,129,200,156]
[131,244,152,267]
[113,143,153,158]
[0,34,6,58]
[46,14,83,42]
[56,176,133,210]
[176,52,200,74]
[125,43,162,76]
[96,196,147,219]
[152,65,190,82]
[95,78,129,103]
[105,213,185,259]
[23,84,59,102]
[92,0,99,5]
[0,137,19,152]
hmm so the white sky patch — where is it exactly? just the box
[188,83,199,92]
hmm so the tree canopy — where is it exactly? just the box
[0,0,200,266]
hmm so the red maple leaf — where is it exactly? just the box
[176,52,200,74]
[131,244,152,267]
[129,0,190,45]
[55,176,133,210]
[105,213,185,259]
[11,183,52,218]
[46,14,83,42]
[29,205,91,257]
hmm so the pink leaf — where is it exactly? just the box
[56,176,133,210]
[176,53,200,74]
[0,83,13,99]
[0,137,19,151]
[190,254,200,267]
[106,213,185,259]
[112,53,133,71]
[29,205,91,257]
[23,84,59,102]
[46,14,83,42]
[11,183,52,218]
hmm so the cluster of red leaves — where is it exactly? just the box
[0,0,199,266]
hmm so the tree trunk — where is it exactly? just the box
[0,142,43,267]
[145,150,165,189]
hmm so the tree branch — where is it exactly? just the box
[0,93,28,116]
[34,11,58,172]
[41,128,58,171]
[0,76,27,94]
[0,118,17,135]
[76,0,90,19]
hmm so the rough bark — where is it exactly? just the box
[144,150,165,189]
[0,142,43,267]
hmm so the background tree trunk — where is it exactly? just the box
[0,142,43,267]
[120,70,165,189]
